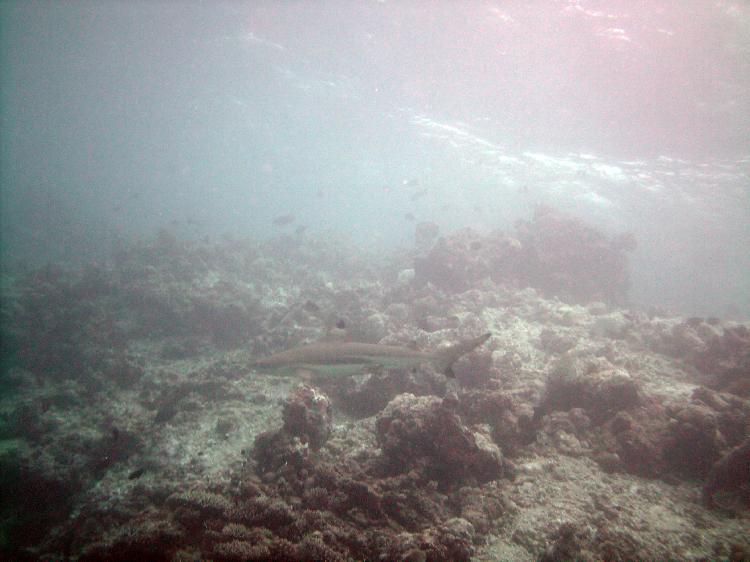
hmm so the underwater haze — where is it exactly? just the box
[3,2,750,560]
[1,0,749,316]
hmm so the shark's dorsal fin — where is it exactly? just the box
[433,333,491,377]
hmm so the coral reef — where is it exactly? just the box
[375,393,505,485]
[252,383,331,474]
[666,318,750,397]
[38,383,508,561]
[538,360,641,424]
[458,389,536,455]
[413,205,635,305]
[0,216,747,560]
[703,437,750,509]
[514,205,635,304]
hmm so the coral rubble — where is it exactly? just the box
[0,214,748,560]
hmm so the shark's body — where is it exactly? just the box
[251,333,491,378]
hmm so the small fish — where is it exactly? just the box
[302,300,320,313]
[272,214,295,226]
[294,224,308,236]
[404,212,416,222]
[251,333,491,378]
[402,178,419,187]
[128,467,146,480]
[410,189,428,201]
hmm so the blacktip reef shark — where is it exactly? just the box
[250,333,491,378]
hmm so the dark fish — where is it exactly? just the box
[335,319,346,330]
[303,300,320,313]
[404,212,416,222]
[272,214,295,226]
[410,189,428,201]
[128,467,146,480]
[294,224,308,236]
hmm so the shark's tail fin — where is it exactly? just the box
[434,333,491,378]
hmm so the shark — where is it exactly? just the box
[251,333,491,378]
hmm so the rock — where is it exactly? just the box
[541,364,640,424]
[397,268,416,285]
[591,312,630,338]
[539,328,577,354]
[376,394,504,485]
[362,312,389,341]
[422,517,475,561]
[664,404,723,477]
[166,489,233,517]
[458,390,536,455]
[281,385,332,450]
[587,301,608,315]
[415,222,440,252]
[252,385,332,475]
[702,437,750,508]
[513,205,634,304]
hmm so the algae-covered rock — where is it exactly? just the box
[376,393,504,485]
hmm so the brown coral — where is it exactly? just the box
[375,393,505,485]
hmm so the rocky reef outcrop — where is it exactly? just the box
[45,384,510,562]
[1,213,748,560]
[657,318,750,398]
[414,205,635,304]
[375,393,505,485]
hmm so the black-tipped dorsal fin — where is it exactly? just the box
[434,333,491,377]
